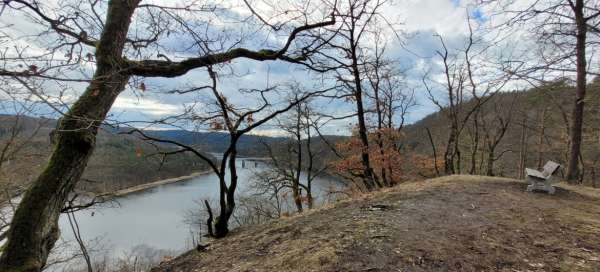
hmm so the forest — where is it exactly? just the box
[0,0,600,271]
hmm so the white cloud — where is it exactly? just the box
[112,96,181,117]
[247,128,288,137]
[1,0,532,135]
[389,0,471,35]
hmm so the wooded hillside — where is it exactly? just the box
[0,115,213,194]
[403,78,600,185]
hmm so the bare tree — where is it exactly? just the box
[364,31,415,186]
[127,71,330,238]
[484,0,600,182]
[0,96,49,244]
[0,0,335,270]
[0,102,46,191]
[480,95,516,176]
[304,0,393,190]
[423,37,480,175]
[423,17,511,175]
[256,99,329,212]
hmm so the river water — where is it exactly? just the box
[53,158,344,269]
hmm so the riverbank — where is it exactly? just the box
[110,157,272,197]
[112,170,213,197]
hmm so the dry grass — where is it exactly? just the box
[153,175,600,272]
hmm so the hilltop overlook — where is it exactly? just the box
[154,175,600,272]
[1,1,600,271]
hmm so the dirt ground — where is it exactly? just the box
[152,175,600,272]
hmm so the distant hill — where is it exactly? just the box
[144,129,349,177]
[0,114,343,195]
[143,130,285,157]
[0,115,217,194]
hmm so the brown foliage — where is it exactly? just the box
[332,128,435,187]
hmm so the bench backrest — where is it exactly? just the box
[541,161,561,177]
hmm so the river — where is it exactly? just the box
[52,158,344,270]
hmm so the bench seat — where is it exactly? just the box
[525,161,561,195]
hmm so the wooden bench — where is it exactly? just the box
[525,161,561,194]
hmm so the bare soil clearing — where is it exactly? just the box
[152,175,600,272]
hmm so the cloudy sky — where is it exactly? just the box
[0,0,515,136]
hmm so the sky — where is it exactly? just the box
[0,0,517,136]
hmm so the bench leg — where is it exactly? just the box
[544,180,555,195]
[526,177,538,192]
[526,184,534,192]
[526,178,555,194]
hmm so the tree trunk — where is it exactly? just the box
[212,213,230,238]
[377,133,389,186]
[292,185,303,213]
[306,190,313,209]
[455,141,462,174]
[518,117,528,179]
[373,81,389,187]
[304,114,314,210]
[444,127,457,175]
[537,107,546,168]
[566,0,586,183]
[213,144,239,238]
[293,110,303,213]
[0,1,137,270]
[426,127,440,176]
[469,110,480,174]
[350,44,378,190]
[486,143,495,176]
[210,172,229,238]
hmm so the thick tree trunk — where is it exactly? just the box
[444,127,457,175]
[355,90,377,189]
[350,46,378,190]
[0,2,137,270]
[212,215,229,238]
[212,146,238,238]
[211,172,230,239]
[566,0,586,183]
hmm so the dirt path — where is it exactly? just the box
[153,175,600,272]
